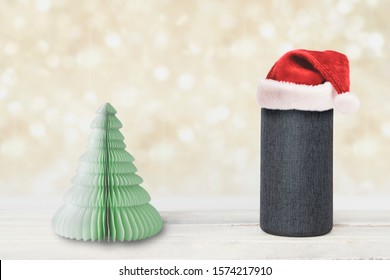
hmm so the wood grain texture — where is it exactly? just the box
[1,209,390,259]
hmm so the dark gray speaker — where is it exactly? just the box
[260,108,333,237]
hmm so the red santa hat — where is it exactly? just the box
[257,49,360,113]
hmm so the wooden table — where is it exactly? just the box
[1,197,390,259]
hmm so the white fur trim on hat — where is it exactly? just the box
[257,79,359,113]
[257,79,336,111]
[334,92,360,113]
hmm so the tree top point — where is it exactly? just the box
[96,102,117,115]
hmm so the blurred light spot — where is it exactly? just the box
[205,48,214,59]
[128,32,143,45]
[345,44,362,60]
[63,113,77,125]
[3,41,18,56]
[177,73,195,90]
[230,38,256,59]
[232,114,246,129]
[8,101,22,114]
[32,96,47,111]
[79,116,92,131]
[154,65,170,81]
[159,14,167,21]
[175,14,188,26]
[31,160,71,195]
[209,131,226,158]
[2,68,17,86]
[0,86,8,99]
[65,127,80,143]
[367,0,379,6]
[204,74,219,88]
[45,108,59,123]
[361,180,374,191]
[76,49,102,67]
[345,17,364,40]
[239,81,252,91]
[83,90,97,104]
[141,54,150,68]
[1,137,26,158]
[381,122,390,138]
[366,32,384,51]
[215,46,229,58]
[337,0,353,14]
[259,22,276,39]
[139,120,155,134]
[58,14,71,28]
[46,54,60,68]
[187,43,202,54]
[149,142,176,162]
[36,40,49,53]
[204,105,230,124]
[30,122,46,138]
[178,127,194,142]
[105,33,122,49]
[352,137,378,157]
[62,57,73,68]
[116,86,139,106]
[326,12,345,32]
[0,117,5,130]
[244,2,262,18]
[13,16,26,30]
[218,13,236,29]
[35,0,51,12]
[154,32,169,48]
[278,43,294,56]
[234,148,248,169]
[68,25,83,40]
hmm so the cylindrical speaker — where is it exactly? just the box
[260,108,333,237]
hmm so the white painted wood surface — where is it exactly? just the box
[1,203,390,259]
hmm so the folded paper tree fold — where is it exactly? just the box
[52,103,163,241]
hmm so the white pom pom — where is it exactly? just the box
[334,92,360,114]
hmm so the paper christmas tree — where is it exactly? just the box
[52,103,163,241]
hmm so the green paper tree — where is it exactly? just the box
[52,103,163,241]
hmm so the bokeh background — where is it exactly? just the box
[1,0,389,203]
